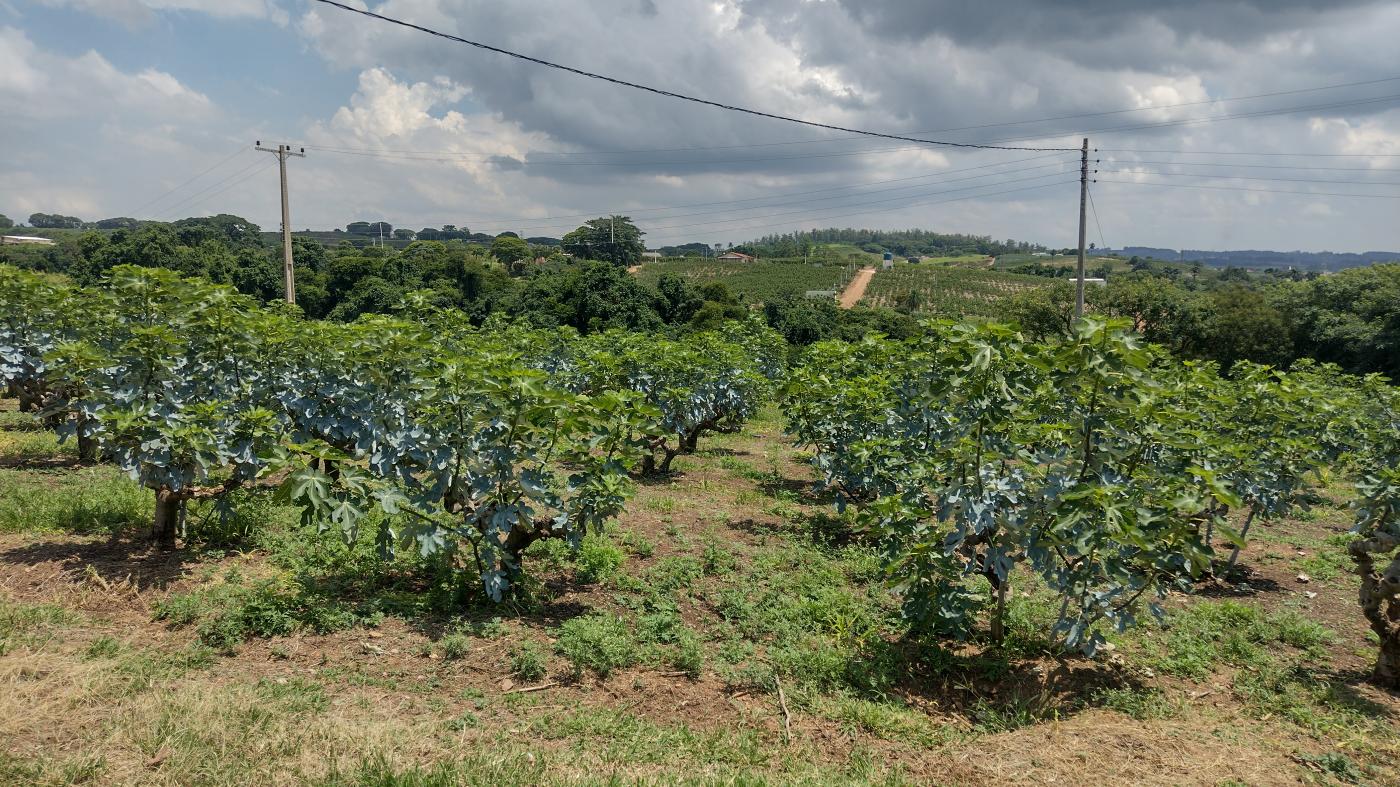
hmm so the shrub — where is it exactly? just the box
[510,641,548,681]
[575,535,625,583]
[555,615,636,678]
[441,633,471,661]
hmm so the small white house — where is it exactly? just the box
[1,235,55,246]
[641,251,662,259]
[717,251,755,262]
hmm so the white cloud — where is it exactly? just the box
[37,0,287,26]
[0,27,210,120]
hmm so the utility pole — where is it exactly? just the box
[1075,137,1089,318]
[255,141,305,305]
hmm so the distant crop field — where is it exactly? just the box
[633,258,858,302]
[914,254,995,268]
[862,263,1047,316]
[994,253,1081,268]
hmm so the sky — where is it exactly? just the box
[5,0,1400,252]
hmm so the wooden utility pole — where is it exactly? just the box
[255,141,306,305]
[1075,137,1089,318]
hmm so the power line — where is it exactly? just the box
[492,160,1077,234]
[639,172,1075,234]
[293,73,1400,159]
[1097,168,1400,187]
[645,180,1076,242]
[451,152,1067,226]
[157,157,277,220]
[1096,178,1400,200]
[1100,147,1400,157]
[501,170,1074,236]
[309,0,1075,153]
[1103,159,1400,172]
[307,141,980,166]
[131,145,250,217]
[978,92,1400,145]
[1086,183,1107,252]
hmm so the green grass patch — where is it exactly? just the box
[1135,601,1332,680]
[0,600,76,653]
[0,467,149,535]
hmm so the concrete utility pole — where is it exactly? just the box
[255,141,306,305]
[1075,137,1089,318]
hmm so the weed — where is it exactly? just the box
[645,496,678,514]
[968,696,1047,734]
[555,615,636,678]
[575,534,625,583]
[157,578,377,653]
[646,555,705,594]
[670,628,704,678]
[1092,685,1179,720]
[702,538,739,575]
[441,633,471,661]
[510,641,548,681]
[619,529,655,558]
[83,636,123,659]
[1297,752,1364,784]
[255,676,329,714]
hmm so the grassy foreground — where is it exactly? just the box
[0,401,1395,785]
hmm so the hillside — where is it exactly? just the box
[860,261,1048,316]
[633,257,861,302]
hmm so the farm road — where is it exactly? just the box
[839,267,876,308]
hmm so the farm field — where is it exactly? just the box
[633,257,859,302]
[1,401,1397,785]
[860,262,1048,317]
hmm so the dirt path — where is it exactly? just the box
[838,266,876,308]
[626,264,642,274]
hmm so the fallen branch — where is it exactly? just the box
[775,675,793,745]
[505,681,559,695]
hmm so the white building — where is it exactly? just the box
[1,235,56,246]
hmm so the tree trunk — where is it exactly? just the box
[1375,630,1400,690]
[1350,536,1399,690]
[989,575,1009,645]
[1224,505,1259,572]
[77,433,98,463]
[76,413,98,463]
[152,488,183,551]
[682,428,700,453]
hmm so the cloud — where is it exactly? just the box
[36,0,287,27]
[0,26,211,120]
[0,26,232,224]
[13,0,1400,251]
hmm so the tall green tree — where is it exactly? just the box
[561,216,645,267]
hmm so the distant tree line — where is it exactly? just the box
[734,228,1046,258]
[0,212,914,341]
[6,210,1395,379]
[1004,263,1400,380]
